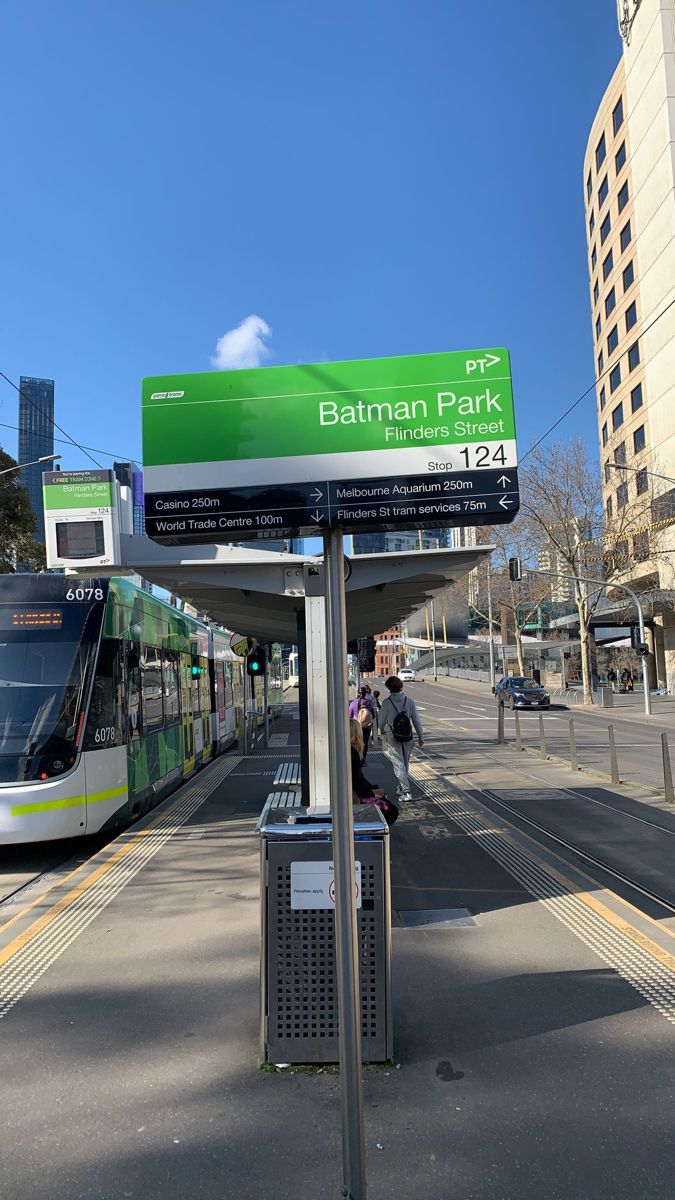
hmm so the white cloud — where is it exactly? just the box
[210,314,272,370]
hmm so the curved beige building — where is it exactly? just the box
[583,0,675,690]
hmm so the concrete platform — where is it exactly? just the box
[1,701,674,1200]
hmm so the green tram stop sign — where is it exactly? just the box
[141,348,519,544]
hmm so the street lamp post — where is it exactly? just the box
[608,462,675,489]
[0,454,61,477]
[486,560,497,692]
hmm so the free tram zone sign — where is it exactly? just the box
[141,348,519,544]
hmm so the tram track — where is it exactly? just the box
[417,711,675,923]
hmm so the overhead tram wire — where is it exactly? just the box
[0,369,104,470]
[521,295,675,463]
[0,419,138,468]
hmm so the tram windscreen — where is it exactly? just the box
[0,602,104,781]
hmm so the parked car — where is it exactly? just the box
[398,668,416,682]
[495,676,550,709]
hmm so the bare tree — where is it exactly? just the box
[469,520,551,675]
[520,436,658,704]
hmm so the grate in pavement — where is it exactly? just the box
[397,908,477,928]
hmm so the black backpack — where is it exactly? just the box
[391,697,413,743]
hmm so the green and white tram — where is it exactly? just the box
[0,575,281,844]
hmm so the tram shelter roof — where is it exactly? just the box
[112,535,493,642]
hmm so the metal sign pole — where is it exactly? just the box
[323,526,367,1200]
[486,561,496,692]
[430,598,438,681]
[263,661,269,748]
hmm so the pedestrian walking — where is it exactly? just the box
[348,686,377,761]
[607,667,617,692]
[620,667,631,694]
[372,689,383,746]
[378,675,424,802]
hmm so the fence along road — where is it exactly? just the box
[413,675,675,798]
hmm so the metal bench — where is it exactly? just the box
[273,762,302,788]
[257,790,303,829]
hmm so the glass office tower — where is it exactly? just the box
[18,377,55,543]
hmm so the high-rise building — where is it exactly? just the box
[352,529,451,554]
[18,376,54,543]
[113,462,146,536]
[583,0,675,689]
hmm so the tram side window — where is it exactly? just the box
[126,645,142,741]
[223,660,234,707]
[162,651,180,726]
[142,646,164,733]
[199,659,210,712]
[83,640,124,750]
[215,662,226,715]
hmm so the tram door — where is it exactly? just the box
[180,652,196,776]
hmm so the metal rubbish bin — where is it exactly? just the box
[598,686,614,708]
[259,805,392,1065]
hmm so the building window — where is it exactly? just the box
[589,210,595,235]
[633,425,646,453]
[603,250,614,281]
[634,530,650,561]
[636,468,649,496]
[628,340,640,371]
[625,300,637,331]
[615,140,627,173]
[594,279,600,305]
[587,171,592,200]
[620,220,631,251]
[631,382,643,412]
[598,174,609,206]
[617,482,628,509]
[615,440,626,465]
[618,180,629,212]
[596,132,606,169]
[607,324,619,355]
[598,350,604,374]
[612,97,624,135]
[606,495,613,520]
[622,259,634,290]
[605,286,616,316]
[600,213,611,244]
[602,421,608,446]
[595,315,602,340]
[591,244,597,269]
[611,400,624,428]
[604,461,612,483]
[609,363,621,392]
[599,385,606,409]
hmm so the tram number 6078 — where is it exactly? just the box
[66,587,105,601]
[93,727,116,745]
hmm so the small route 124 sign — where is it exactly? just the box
[142,348,519,544]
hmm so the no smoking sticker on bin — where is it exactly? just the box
[291,861,361,910]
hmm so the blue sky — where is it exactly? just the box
[0,0,622,473]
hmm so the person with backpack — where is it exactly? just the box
[348,686,377,761]
[378,675,424,802]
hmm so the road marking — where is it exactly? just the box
[0,757,241,1020]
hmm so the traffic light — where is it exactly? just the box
[508,557,522,582]
[246,644,267,676]
[347,639,358,655]
[630,627,649,656]
[358,636,376,672]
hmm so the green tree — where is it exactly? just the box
[0,447,46,573]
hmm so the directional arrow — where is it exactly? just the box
[311,487,324,502]
[310,510,325,523]
[499,496,513,509]
[498,474,512,487]
[485,352,501,369]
